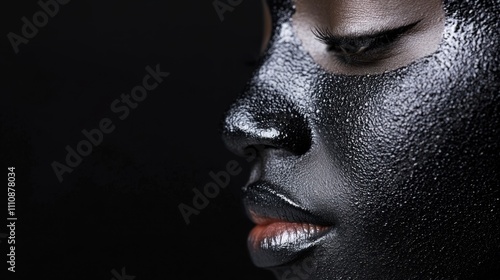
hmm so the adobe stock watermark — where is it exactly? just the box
[51,64,170,183]
[7,0,71,54]
[213,0,244,22]
[178,145,265,225]
[111,267,135,280]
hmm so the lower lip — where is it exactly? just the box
[248,221,331,267]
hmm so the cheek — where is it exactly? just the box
[314,75,497,214]
[309,66,499,275]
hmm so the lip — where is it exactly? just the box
[243,181,334,268]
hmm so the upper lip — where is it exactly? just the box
[242,181,331,227]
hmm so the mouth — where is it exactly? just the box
[243,181,334,268]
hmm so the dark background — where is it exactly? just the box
[1,0,274,279]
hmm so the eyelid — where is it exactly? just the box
[312,21,420,54]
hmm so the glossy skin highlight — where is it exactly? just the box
[222,0,500,279]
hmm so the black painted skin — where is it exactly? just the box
[222,0,500,279]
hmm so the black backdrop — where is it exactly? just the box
[1,0,274,279]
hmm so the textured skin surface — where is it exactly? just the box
[222,0,500,279]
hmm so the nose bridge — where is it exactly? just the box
[254,16,319,104]
[222,12,317,157]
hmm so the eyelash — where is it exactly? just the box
[312,22,419,65]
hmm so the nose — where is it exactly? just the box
[222,92,312,157]
[221,3,317,160]
[222,23,314,160]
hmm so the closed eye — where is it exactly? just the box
[312,21,420,64]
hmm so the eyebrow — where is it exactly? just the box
[312,20,421,48]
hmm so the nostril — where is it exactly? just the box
[221,103,312,158]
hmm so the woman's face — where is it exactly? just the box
[222,0,500,279]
